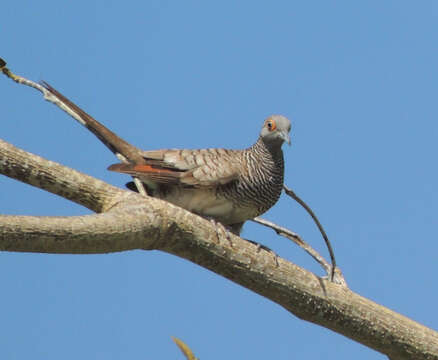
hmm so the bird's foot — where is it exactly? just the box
[209,219,233,247]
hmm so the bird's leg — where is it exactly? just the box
[208,218,233,247]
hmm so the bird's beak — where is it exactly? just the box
[280,130,291,146]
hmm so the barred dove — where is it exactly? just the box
[108,115,291,234]
[40,82,290,235]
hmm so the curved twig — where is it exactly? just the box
[252,217,329,271]
[283,185,337,281]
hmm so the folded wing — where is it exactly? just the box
[108,148,242,188]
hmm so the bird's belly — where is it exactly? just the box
[159,188,254,224]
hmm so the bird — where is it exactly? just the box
[39,81,291,236]
[108,115,291,235]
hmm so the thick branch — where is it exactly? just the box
[0,138,125,213]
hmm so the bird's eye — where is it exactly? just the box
[266,119,276,132]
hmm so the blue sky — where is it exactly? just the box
[1,1,437,359]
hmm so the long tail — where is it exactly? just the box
[40,81,145,164]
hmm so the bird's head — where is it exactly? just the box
[260,115,291,147]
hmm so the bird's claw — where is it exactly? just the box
[209,219,233,247]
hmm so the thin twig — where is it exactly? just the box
[251,216,345,285]
[1,59,91,128]
[0,58,148,196]
[283,185,337,281]
[252,217,330,272]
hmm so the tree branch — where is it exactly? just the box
[0,138,124,213]
[251,216,345,286]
